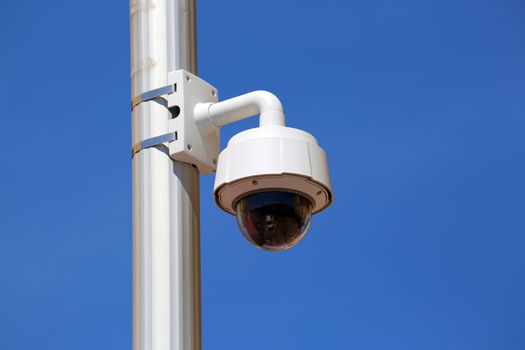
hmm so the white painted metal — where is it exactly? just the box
[194,90,286,128]
[166,70,219,175]
[213,125,333,215]
[130,0,201,349]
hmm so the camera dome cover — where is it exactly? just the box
[236,191,312,251]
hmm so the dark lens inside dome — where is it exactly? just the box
[235,191,312,252]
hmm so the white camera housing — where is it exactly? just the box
[213,125,332,216]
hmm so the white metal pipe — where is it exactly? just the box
[131,1,201,350]
[196,90,286,128]
[166,0,198,74]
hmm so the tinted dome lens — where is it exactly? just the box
[235,191,312,252]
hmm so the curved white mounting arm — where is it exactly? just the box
[195,90,286,128]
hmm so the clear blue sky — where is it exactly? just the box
[1,0,524,349]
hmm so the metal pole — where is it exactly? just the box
[130,1,200,349]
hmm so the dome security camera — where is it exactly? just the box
[213,125,332,251]
[195,90,333,252]
[134,71,333,251]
